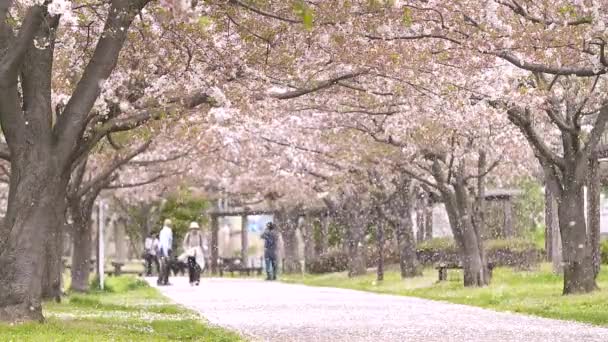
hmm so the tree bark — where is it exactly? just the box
[346,222,367,277]
[316,213,330,255]
[416,207,425,243]
[41,223,64,302]
[440,160,489,287]
[424,203,433,240]
[210,214,219,275]
[391,179,421,278]
[302,216,317,272]
[545,185,563,273]
[279,213,301,274]
[558,183,596,294]
[587,157,601,279]
[0,160,67,322]
[376,220,385,282]
[70,203,95,293]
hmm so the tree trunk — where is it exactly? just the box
[443,187,488,287]
[461,219,488,286]
[346,222,366,277]
[587,157,601,279]
[70,209,93,292]
[302,217,317,272]
[0,160,67,322]
[317,213,330,254]
[558,184,597,294]
[424,204,433,241]
[280,216,301,274]
[416,207,425,243]
[41,224,63,302]
[376,221,385,282]
[545,186,556,261]
[394,184,421,278]
[210,215,219,275]
[545,186,563,273]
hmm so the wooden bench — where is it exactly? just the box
[436,261,495,282]
[63,258,96,272]
[106,261,144,277]
[219,257,263,277]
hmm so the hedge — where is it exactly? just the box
[601,239,608,265]
[307,250,349,274]
[416,238,542,269]
[308,238,543,274]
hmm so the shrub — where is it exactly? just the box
[486,238,541,269]
[601,239,608,264]
[90,275,149,293]
[416,238,459,265]
[307,250,349,274]
[415,237,542,269]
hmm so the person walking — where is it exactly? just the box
[261,222,279,281]
[157,219,173,286]
[143,232,158,276]
[182,221,207,286]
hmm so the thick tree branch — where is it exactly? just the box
[105,171,179,190]
[76,139,152,198]
[506,106,565,168]
[228,0,301,24]
[270,71,367,100]
[55,0,150,163]
[0,5,45,84]
[584,104,608,157]
[496,0,592,26]
[0,142,10,161]
[73,90,212,164]
[492,50,604,77]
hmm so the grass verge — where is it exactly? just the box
[282,263,608,326]
[0,276,244,341]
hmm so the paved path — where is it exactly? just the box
[148,277,608,342]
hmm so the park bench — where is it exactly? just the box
[106,261,144,277]
[219,257,263,277]
[62,257,96,272]
[435,261,495,282]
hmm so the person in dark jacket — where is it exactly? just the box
[261,222,279,280]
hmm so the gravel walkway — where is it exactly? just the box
[148,277,608,342]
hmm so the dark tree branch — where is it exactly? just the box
[506,106,565,168]
[463,155,502,182]
[364,33,461,45]
[105,171,179,190]
[0,142,10,161]
[583,104,608,158]
[55,0,150,164]
[0,5,45,84]
[73,90,212,163]
[496,0,592,26]
[269,71,367,100]
[228,0,301,24]
[546,108,575,132]
[492,50,605,77]
[77,139,152,198]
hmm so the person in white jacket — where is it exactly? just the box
[182,221,207,286]
[157,219,173,286]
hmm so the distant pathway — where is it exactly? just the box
[148,277,608,342]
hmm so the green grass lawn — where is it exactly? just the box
[282,263,608,326]
[0,276,244,342]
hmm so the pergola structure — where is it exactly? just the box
[483,189,522,238]
[206,202,328,274]
[207,207,276,275]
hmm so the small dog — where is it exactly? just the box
[170,257,188,276]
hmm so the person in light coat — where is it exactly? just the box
[182,221,208,285]
[157,219,173,286]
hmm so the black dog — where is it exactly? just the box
[170,257,188,276]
